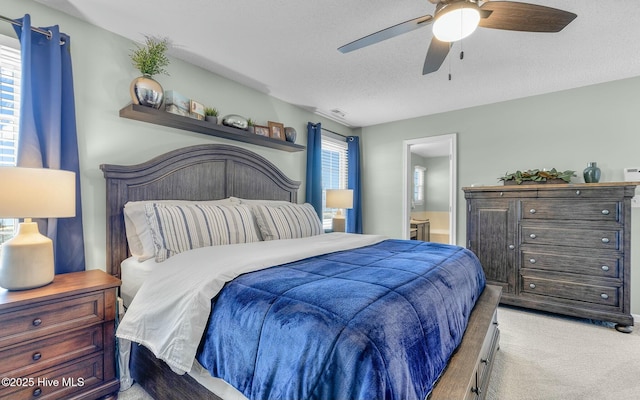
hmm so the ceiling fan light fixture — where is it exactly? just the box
[432,2,481,42]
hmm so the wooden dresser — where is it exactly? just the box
[464,182,637,332]
[0,270,121,399]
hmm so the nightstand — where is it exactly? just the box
[0,270,121,399]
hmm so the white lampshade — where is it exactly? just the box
[326,189,354,210]
[433,2,481,42]
[0,167,76,290]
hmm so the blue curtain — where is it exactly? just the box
[305,122,323,219]
[346,136,363,233]
[14,15,85,274]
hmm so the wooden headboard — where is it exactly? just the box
[100,144,301,277]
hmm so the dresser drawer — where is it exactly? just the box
[521,276,619,307]
[521,251,620,278]
[0,353,104,400]
[521,200,619,222]
[0,325,103,378]
[521,226,620,250]
[0,292,104,349]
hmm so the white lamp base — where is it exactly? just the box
[332,216,346,233]
[0,221,54,290]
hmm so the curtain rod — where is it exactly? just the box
[0,15,65,45]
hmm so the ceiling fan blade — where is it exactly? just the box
[338,14,434,53]
[422,37,451,75]
[479,1,576,32]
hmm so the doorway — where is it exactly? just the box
[402,134,457,244]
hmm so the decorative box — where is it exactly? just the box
[164,90,190,116]
[190,100,205,120]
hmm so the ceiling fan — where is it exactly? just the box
[338,0,577,75]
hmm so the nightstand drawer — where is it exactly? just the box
[0,292,104,349]
[0,353,104,400]
[0,325,103,378]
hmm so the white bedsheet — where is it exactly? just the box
[120,257,157,308]
[116,232,386,375]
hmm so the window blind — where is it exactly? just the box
[321,133,349,229]
[0,38,21,244]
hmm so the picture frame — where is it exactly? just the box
[268,121,285,141]
[254,125,270,137]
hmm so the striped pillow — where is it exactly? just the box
[253,203,323,241]
[144,203,260,262]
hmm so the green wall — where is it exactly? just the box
[1,0,354,272]
[361,77,640,314]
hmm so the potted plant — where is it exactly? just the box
[246,118,255,133]
[499,168,576,185]
[204,107,219,124]
[129,36,170,109]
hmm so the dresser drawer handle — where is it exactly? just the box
[32,352,42,361]
[508,244,515,250]
[601,209,610,215]
[32,318,42,327]
[576,190,581,195]
[601,238,610,244]
[529,283,536,289]
[529,258,536,264]
[33,388,42,397]
[529,233,537,239]
[529,208,536,214]
[601,265,610,271]
[601,293,609,300]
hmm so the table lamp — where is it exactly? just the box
[0,167,75,290]
[326,189,353,232]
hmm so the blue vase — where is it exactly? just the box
[583,162,601,183]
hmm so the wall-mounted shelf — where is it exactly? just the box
[119,104,306,153]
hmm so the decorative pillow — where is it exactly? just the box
[144,203,260,262]
[252,203,323,241]
[124,198,237,261]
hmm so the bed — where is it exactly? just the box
[100,144,501,400]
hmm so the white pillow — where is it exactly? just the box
[123,198,237,261]
[144,203,260,262]
[252,203,323,241]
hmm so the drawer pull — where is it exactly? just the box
[529,208,536,214]
[601,265,610,272]
[529,258,536,264]
[601,238,610,244]
[575,190,581,195]
[32,318,42,327]
[529,233,537,239]
[499,192,504,197]
[32,352,42,361]
[601,293,609,300]
[601,209,610,215]
[508,244,515,250]
[33,388,42,397]
[529,283,536,289]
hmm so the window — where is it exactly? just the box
[321,133,348,230]
[413,166,425,206]
[0,36,21,244]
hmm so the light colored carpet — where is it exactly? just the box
[117,306,640,400]
[487,306,640,400]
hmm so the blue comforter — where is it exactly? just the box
[196,240,486,400]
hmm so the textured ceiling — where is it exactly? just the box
[35,0,640,128]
